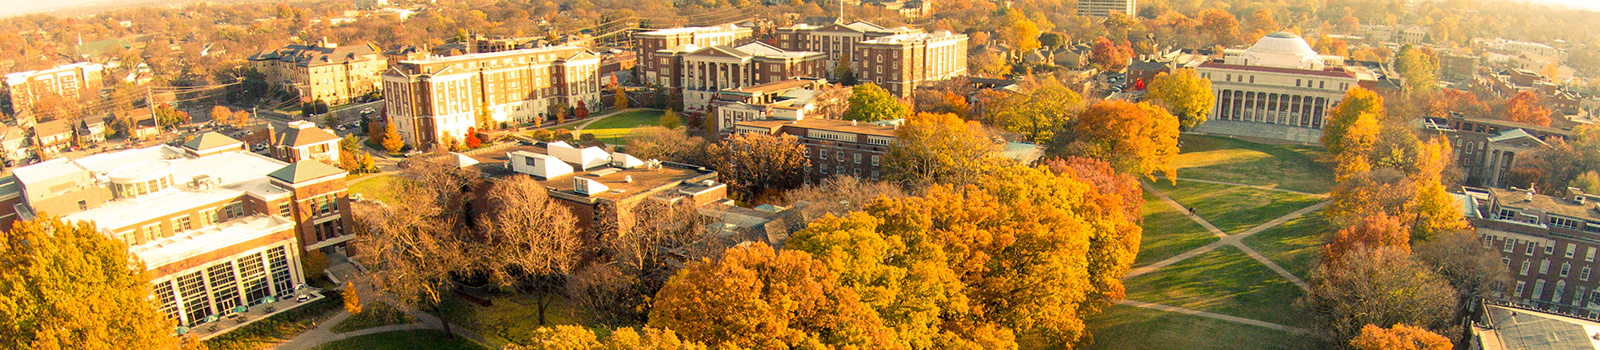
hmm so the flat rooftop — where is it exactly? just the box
[736,118,899,138]
[131,214,295,271]
[1490,187,1600,221]
[1477,304,1600,350]
[472,145,717,201]
[47,146,293,229]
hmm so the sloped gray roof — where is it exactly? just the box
[276,126,341,148]
[183,132,243,151]
[266,160,346,183]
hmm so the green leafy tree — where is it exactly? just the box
[842,83,908,122]
[1395,45,1439,93]
[0,216,185,349]
[1146,68,1215,130]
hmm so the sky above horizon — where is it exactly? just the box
[0,0,1596,18]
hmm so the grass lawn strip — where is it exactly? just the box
[349,174,398,204]
[1134,192,1219,267]
[1150,180,1325,235]
[1082,305,1319,350]
[576,109,666,144]
[332,302,417,333]
[311,329,487,350]
[1175,134,1333,194]
[1124,245,1311,328]
[204,293,345,350]
[1241,211,1329,281]
[440,293,589,347]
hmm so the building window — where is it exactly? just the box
[141,223,161,243]
[1568,244,1578,258]
[836,151,844,161]
[1528,243,1537,256]
[853,153,861,164]
[872,155,880,166]
[1562,262,1571,277]
[1589,247,1596,262]
[1516,281,1526,297]
[1546,245,1556,255]
[1522,260,1531,275]
[1534,280,1546,299]
[1505,239,1514,252]
[279,203,292,217]
[173,217,191,233]
[1583,267,1591,281]
[1541,259,1551,274]
[1503,257,1511,267]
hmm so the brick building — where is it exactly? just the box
[851,31,969,97]
[677,42,826,114]
[1423,115,1567,188]
[248,39,386,104]
[711,78,826,134]
[1471,187,1600,318]
[1,132,353,327]
[382,46,602,149]
[2,62,105,116]
[733,118,898,183]
[635,24,753,88]
[772,21,917,78]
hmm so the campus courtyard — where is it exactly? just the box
[1086,134,1335,350]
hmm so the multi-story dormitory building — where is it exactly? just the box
[670,42,827,114]
[1468,187,1600,318]
[635,24,755,88]
[383,46,602,149]
[2,62,105,116]
[770,21,968,98]
[0,132,353,327]
[733,118,899,183]
[248,39,387,104]
[1422,114,1569,188]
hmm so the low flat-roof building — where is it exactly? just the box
[1470,186,1600,318]
[1472,302,1600,350]
[1,132,354,327]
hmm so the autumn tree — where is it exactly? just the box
[1395,45,1439,93]
[1055,101,1181,182]
[970,51,1010,78]
[1333,112,1381,181]
[613,85,628,110]
[1350,324,1452,350]
[659,110,681,130]
[343,282,362,315]
[1090,37,1133,71]
[1305,246,1457,342]
[780,176,907,225]
[464,127,482,148]
[1502,91,1552,126]
[512,326,713,350]
[1146,68,1215,130]
[338,135,362,172]
[1414,229,1511,304]
[649,242,896,349]
[1322,212,1411,266]
[1047,156,1143,221]
[1572,171,1600,194]
[354,156,483,338]
[210,105,235,127]
[623,127,707,165]
[0,216,184,349]
[475,175,585,325]
[883,112,996,186]
[705,132,810,201]
[999,12,1042,53]
[381,122,405,154]
[842,83,909,122]
[1198,9,1241,47]
[1321,87,1386,157]
[985,77,1083,142]
[154,103,191,129]
[1405,137,1468,240]
[573,199,721,325]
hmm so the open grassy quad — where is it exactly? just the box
[1084,305,1320,350]
[1124,246,1312,328]
[1135,192,1219,267]
[1242,211,1331,280]
[349,174,399,204]
[1174,134,1333,194]
[439,293,592,347]
[312,330,487,350]
[1149,180,1325,235]
[577,109,667,144]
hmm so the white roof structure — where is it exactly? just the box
[547,141,609,170]
[1237,32,1326,70]
[507,150,573,179]
[610,153,644,169]
[58,146,293,230]
[451,152,480,168]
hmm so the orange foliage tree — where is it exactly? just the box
[1503,91,1552,126]
[1350,324,1452,350]
[1322,212,1411,266]
[1059,101,1181,183]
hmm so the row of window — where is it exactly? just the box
[1489,235,1599,262]
[119,201,251,247]
[1512,257,1591,281]
[155,246,295,326]
[1512,278,1598,308]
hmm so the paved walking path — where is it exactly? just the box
[272,309,433,350]
[1157,176,1329,197]
[1127,183,1322,292]
[1119,300,1312,334]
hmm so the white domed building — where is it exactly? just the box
[1193,32,1380,143]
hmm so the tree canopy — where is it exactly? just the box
[842,83,909,122]
[1055,101,1181,182]
[1146,68,1215,131]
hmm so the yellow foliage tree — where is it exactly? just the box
[1350,324,1452,350]
[1060,101,1181,183]
[1146,68,1215,131]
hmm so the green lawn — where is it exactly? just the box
[349,174,399,204]
[1150,180,1325,235]
[576,109,667,144]
[1175,134,1333,194]
[205,294,345,350]
[1084,305,1322,350]
[1124,246,1312,327]
[312,330,486,350]
[1135,192,1218,267]
[333,302,417,333]
[1242,211,1331,280]
[439,293,591,347]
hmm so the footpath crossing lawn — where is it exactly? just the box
[1175,134,1333,194]
[1149,180,1325,235]
[440,293,589,347]
[312,330,486,350]
[576,109,666,144]
[1242,211,1331,280]
[1135,192,1218,267]
[1124,246,1312,328]
[1084,305,1320,350]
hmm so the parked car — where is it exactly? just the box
[360,107,376,115]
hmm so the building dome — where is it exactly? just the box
[1240,31,1325,70]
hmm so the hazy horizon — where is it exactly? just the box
[0,0,1596,18]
